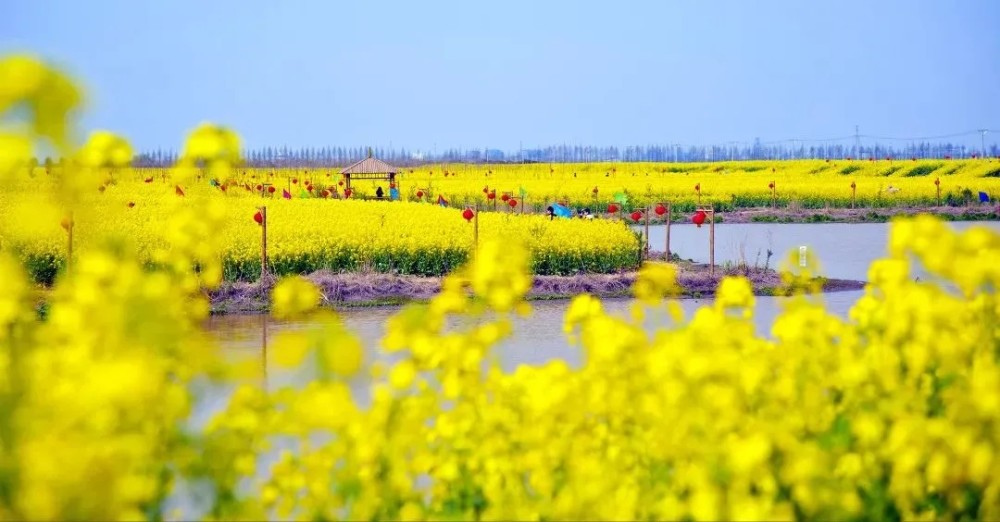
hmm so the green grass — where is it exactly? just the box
[905,164,942,177]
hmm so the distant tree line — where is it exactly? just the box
[131,140,1000,168]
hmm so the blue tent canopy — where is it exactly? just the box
[551,203,573,218]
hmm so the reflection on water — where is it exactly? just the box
[200,220,998,410]
[641,220,999,281]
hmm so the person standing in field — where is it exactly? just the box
[376,186,384,199]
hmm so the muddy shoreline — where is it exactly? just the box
[209,263,866,314]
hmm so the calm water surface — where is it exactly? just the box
[200,221,999,403]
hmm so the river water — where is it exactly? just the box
[203,221,999,392]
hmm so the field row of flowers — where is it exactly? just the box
[158,158,1000,212]
[0,174,641,283]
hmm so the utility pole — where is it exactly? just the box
[854,125,861,158]
[980,129,988,158]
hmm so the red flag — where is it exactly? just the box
[282,189,292,199]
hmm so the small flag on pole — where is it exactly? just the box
[979,191,990,203]
[437,194,449,207]
[282,189,292,199]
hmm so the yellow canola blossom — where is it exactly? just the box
[0,174,641,282]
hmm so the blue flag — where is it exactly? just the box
[389,187,400,201]
[979,191,990,203]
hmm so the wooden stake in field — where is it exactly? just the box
[695,183,702,206]
[257,206,268,277]
[708,208,715,276]
[695,207,716,275]
[935,177,941,206]
[665,201,672,261]
[473,204,479,255]
[644,207,650,259]
[851,181,857,209]
[770,180,777,209]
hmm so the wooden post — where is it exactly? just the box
[709,209,715,276]
[643,207,650,259]
[665,201,671,261]
[771,181,776,209]
[260,206,268,276]
[473,203,479,255]
[935,178,941,207]
[851,182,857,209]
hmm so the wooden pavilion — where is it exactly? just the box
[339,153,399,193]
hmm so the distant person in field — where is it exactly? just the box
[546,206,555,221]
[376,186,384,199]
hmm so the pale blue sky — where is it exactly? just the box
[3,0,999,152]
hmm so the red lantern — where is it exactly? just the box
[344,188,352,198]
[462,208,474,221]
[321,189,330,198]
[292,178,298,184]
[607,203,619,214]
[592,187,599,195]
[253,211,263,225]
[127,201,135,208]
[934,178,940,186]
[501,193,510,202]
[654,203,667,216]
[768,182,775,190]
[851,181,856,189]
[488,190,496,200]
[631,210,643,222]
[267,186,276,194]
[389,182,396,189]
[482,186,489,194]
[256,184,263,191]
[338,180,345,186]
[508,198,518,208]
[692,210,707,227]
[416,190,424,198]
[694,183,701,192]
